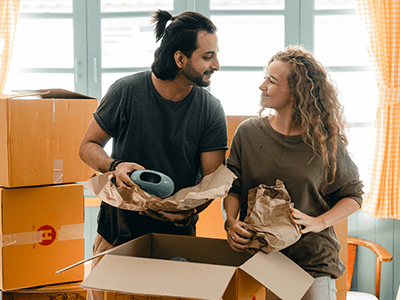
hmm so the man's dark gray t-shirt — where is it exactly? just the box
[93,71,228,246]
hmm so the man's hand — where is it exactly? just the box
[140,209,197,226]
[113,162,145,188]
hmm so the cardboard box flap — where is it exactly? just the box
[11,88,95,99]
[0,92,47,99]
[56,234,153,275]
[81,255,237,300]
[239,251,314,300]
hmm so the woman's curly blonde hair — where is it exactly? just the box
[260,45,349,185]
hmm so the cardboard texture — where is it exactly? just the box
[2,282,86,300]
[0,183,85,291]
[78,233,314,300]
[0,89,98,187]
[84,164,236,212]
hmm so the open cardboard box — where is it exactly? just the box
[67,233,314,300]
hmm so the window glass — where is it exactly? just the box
[314,15,369,67]
[315,0,356,10]
[102,72,136,97]
[101,18,158,68]
[101,0,173,12]
[211,71,263,116]
[330,71,378,123]
[212,15,284,66]
[347,126,374,182]
[19,0,72,13]
[12,19,73,68]
[3,73,74,93]
[211,0,284,10]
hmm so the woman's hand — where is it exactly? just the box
[225,218,253,252]
[291,208,325,234]
[292,197,360,234]
[222,192,252,252]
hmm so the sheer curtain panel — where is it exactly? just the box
[356,0,400,219]
[0,0,20,93]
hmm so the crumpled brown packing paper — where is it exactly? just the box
[243,179,302,254]
[84,164,237,212]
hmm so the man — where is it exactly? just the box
[79,10,227,300]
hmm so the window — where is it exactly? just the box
[5,1,76,91]
[5,0,376,181]
[311,0,377,180]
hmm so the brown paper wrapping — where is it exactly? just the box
[244,179,302,254]
[84,164,237,212]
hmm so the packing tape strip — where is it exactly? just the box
[53,158,64,183]
[52,98,56,122]
[58,223,84,241]
[0,223,84,247]
[1,231,43,247]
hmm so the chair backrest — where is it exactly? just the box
[347,237,393,299]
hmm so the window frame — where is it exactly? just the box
[7,0,375,179]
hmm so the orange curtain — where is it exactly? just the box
[0,0,20,93]
[356,0,400,219]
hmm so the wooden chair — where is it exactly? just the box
[347,237,393,299]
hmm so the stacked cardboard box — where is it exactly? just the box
[0,89,98,291]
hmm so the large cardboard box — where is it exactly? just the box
[78,233,314,300]
[0,183,85,291]
[0,89,98,188]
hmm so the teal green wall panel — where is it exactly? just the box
[376,218,395,300]
[349,210,400,300]
[394,220,400,298]
[84,206,100,259]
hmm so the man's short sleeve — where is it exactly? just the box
[198,95,228,153]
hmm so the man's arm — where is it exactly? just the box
[79,118,145,186]
[194,149,227,213]
[200,149,226,176]
[79,118,113,173]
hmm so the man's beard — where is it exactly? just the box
[182,62,214,87]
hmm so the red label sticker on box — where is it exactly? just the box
[38,225,56,246]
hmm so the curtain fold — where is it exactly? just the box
[0,0,20,93]
[356,0,400,219]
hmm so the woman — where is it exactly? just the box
[223,46,363,299]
